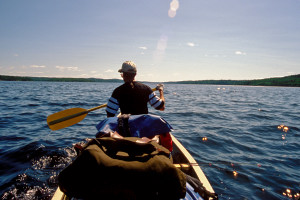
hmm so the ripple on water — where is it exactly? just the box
[1,83,299,200]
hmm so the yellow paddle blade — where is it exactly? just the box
[47,108,88,131]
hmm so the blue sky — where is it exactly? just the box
[1,0,300,82]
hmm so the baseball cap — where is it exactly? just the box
[118,61,137,73]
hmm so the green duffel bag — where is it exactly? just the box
[58,137,186,200]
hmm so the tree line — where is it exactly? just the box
[168,74,300,87]
[1,74,299,87]
[0,75,122,83]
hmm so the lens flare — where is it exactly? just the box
[157,35,168,51]
[168,0,179,18]
[170,0,179,11]
[168,9,176,18]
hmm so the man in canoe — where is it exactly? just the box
[106,61,165,117]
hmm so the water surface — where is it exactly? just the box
[0,82,299,199]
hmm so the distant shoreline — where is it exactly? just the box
[0,74,299,87]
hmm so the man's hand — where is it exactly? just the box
[156,84,164,92]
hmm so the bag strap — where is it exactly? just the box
[90,137,170,158]
[117,114,131,137]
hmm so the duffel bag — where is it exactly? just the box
[58,137,186,200]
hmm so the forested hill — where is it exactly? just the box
[167,74,300,87]
[0,74,300,87]
[0,75,123,83]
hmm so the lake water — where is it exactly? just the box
[0,81,299,200]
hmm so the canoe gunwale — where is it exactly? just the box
[171,134,215,194]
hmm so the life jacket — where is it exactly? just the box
[58,137,186,200]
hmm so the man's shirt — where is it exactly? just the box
[106,82,164,116]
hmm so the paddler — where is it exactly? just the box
[106,61,165,117]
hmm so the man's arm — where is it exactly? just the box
[149,84,165,111]
[106,96,119,117]
[106,111,115,118]
[158,89,165,111]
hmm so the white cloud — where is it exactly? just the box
[203,54,227,58]
[56,66,80,71]
[187,42,195,47]
[235,51,246,55]
[94,73,104,77]
[30,65,46,68]
[79,74,89,77]
[139,73,154,78]
[139,47,147,50]
[105,69,114,73]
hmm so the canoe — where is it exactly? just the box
[52,133,216,200]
